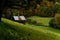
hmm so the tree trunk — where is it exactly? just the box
[0,10,2,22]
[0,0,5,22]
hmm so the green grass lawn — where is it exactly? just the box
[0,18,60,40]
[27,16,60,33]
[27,16,53,24]
[26,23,60,34]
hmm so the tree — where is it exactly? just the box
[0,0,6,22]
[0,0,12,21]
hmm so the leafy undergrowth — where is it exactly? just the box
[0,22,23,40]
[0,18,60,40]
[27,16,53,26]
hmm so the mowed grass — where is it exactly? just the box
[0,18,60,40]
[27,16,60,33]
[27,16,53,25]
[26,24,60,34]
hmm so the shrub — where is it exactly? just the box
[49,13,60,29]
[27,18,32,23]
[32,21,37,24]
[49,19,57,28]
[36,22,43,26]
[54,13,60,29]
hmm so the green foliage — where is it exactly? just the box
[0,22,21,40]
[49,13,60,29]
[54,13,60,29]
[2,0,60,17]
[49,19,57,28]
[11,9,19,16]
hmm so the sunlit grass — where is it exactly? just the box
[27,16,53,25]
[0,18,60,40]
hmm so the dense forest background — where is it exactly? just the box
[0,0,60,40]
[2,0,60,18]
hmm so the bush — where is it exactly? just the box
[49,13,60,29]
[54,13,60,29]
[27,18,31,23]
[27,18,43,26]
[32,21,44,26]
[32,21,37,24]
[36,22,43,26]
[49,19,57,28]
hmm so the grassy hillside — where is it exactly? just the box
[27,16,53,26]
[0,18,60,40]
[0,21,22,40]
